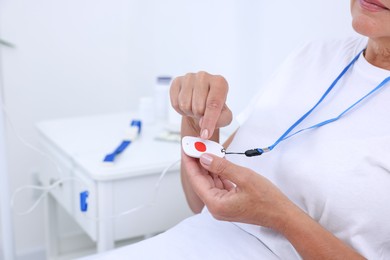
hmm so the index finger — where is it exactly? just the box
[200,76,228,139]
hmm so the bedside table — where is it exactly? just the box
[36,112,192,259]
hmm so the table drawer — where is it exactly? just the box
[112,169,193,240]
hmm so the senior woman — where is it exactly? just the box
[169,0,390,259]
[83,1,389,259]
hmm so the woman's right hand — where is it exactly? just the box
[170,71,233,139]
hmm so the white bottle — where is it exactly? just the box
[154,76,172,122]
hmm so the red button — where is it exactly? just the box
[194,141,206,152]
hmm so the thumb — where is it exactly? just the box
[199,154,244,185]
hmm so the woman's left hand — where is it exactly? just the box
[183,152,366,259]
[183,152,293,229]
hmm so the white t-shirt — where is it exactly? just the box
[229,36,390,258]
[82,37,390,260]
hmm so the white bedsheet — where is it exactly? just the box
[80,211,279,260]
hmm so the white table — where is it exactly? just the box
[36,112,192,259]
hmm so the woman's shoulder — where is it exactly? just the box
[289,36,368,65]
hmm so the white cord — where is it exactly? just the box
[3,101,181,220]
[10,177,85,216]
[11,159,181,220]
[1,102,69,215]
[86,159,181,221]
[1,103,65,177]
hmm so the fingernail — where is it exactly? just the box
[201,129,209,139]
[200,154,213,166]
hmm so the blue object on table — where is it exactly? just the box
[103,119,142,163]
[80,191,89,212]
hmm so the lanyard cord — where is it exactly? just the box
[227,50,390,157]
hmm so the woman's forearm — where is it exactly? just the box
[275,203,365,260]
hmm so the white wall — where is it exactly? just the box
[0,0,357,258]
[255,1,358,84]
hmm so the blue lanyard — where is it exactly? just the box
[248,49,390,156]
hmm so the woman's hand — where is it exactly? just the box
[172,71,233,213]
[170,71,233,139]
[183,152,291,229]
[185,153,366,259]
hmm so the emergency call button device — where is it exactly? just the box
[182,136,225,158]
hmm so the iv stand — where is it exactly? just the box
[0,37,16,260]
